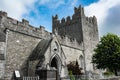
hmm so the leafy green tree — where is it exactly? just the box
[92,33,120,76]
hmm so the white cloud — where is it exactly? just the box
[0,0,36,20]
[1,0,120,36]
[39,0,50,4]
[71,0,78,7]
[48,0,65,9]
[84,0,120,36]
[39,0,65,9]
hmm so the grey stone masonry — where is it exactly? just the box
[0,11,51,39]
[0,5,99,80]
[52,5,99,72]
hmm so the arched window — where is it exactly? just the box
[80,55,84,69]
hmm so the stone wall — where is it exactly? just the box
[0,5,99,79]
[52,5,99,72]
[28,37,68,78]
[0,42,6,79]
[100,76,120,80]
[61,45,83,66]
[56,35,83,50]
[0,60,5,79]
[52,6,83,45]
[0,30,6,79]
[0,11,52,79]
[0,11,51,39]
[82,12,99,72]
[5,30,41,80]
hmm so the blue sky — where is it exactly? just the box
[0,0,120,37]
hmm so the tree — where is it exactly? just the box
[92,33,120,76]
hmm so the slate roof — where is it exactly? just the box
[29,38,53,61]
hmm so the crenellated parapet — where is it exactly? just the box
[0,11,7,17]
[52,5,98,50]
[52,6,84,27]
[0,11,51,39]
[85,16,97,25]
[52,5,85,29]
[83,15,98,41]
[52,5,86,45]
[56,35,83,50]
[52,6,97,31]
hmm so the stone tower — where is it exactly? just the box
[52,5,99,72]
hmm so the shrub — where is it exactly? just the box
[67,60,83,75]
[103,71,114,76]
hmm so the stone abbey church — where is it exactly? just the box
[0,5,99,80]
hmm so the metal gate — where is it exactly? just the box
[22,76,39,80]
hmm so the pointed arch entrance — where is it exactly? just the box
[50,54,62,76]
[50,55,62,80]
[51,57,58,69]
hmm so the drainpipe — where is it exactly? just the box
[4,29,9,79]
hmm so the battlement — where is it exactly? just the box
[0,11,7,17]
[0,11,51,39]
[74,5,84,16]
[85,16,97,25]
[52,6,97,28]
[52,5,85,27]
[22,19,29,25]
[52,5,86,45]
[57,35,83,50]
[52,5,98,47]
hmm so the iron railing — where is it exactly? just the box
[22,76,39,80]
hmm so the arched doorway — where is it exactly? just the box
[50,55,62,80]
[51,57,58,69]
[50,55,62,73]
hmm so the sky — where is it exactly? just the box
[0,0,120,37]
